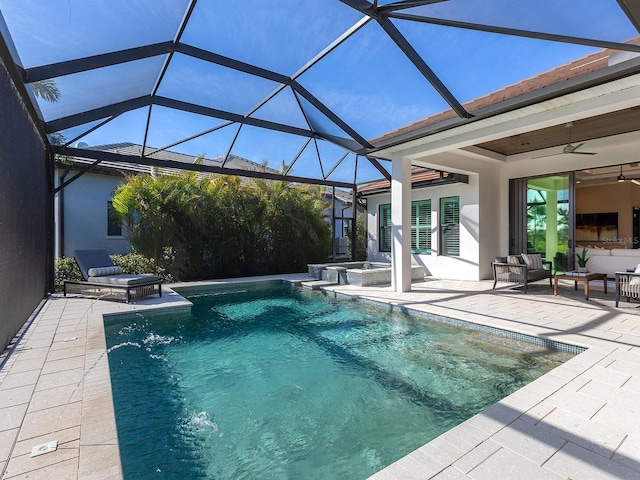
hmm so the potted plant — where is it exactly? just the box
[575,247,590,273]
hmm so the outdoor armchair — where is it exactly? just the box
[492,254,553,293]
[615,271,640,307]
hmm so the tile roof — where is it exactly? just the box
[357,167,462,195]
[59,142,281,177]
[373,37,640,145]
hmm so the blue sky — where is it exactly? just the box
[0,0,636,183]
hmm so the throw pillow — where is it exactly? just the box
[507,254,522,274]
[630,264,640,286]
[521,253,543,270]
[506,255,520,265]
[88,266,123,277]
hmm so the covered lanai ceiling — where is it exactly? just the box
[1,0,640,188]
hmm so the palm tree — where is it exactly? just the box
[31,79,60,103]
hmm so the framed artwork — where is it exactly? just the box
[575,212,618,242]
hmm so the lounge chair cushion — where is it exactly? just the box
[75,249,118,280]
[86,273,159,286]
[88,266,123,277]
[74,249,159,284]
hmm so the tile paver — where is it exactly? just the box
[2,276,640,479]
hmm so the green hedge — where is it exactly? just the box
[111,173,332,281]
[53,252,173,291]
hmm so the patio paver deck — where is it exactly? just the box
[1,276,640,479]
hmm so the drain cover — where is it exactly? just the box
[31,440,58,457]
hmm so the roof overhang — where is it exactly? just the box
[372,58,640,161]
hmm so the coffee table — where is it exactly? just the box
[553,272,608,300]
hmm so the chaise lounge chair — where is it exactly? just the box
[63,249,162,303]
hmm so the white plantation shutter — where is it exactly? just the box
[379,204,392,252]
[411,200,431,254]
[440,196,460,256]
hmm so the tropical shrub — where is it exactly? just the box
[54,257,82,290]
[111,173,331,281]
[111,251,174,283]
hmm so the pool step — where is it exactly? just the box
[300,280,337,290]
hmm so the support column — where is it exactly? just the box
[546,189,558,266]
[391,156,412,292]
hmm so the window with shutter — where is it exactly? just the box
[411,200,431,254]
[439,196,460,256]
[379,203,391,252]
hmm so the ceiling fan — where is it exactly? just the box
[616,164,640,185]
[533,122,597,158]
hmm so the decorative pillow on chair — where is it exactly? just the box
[521,253,543,270]
[507,255,522,274]
[88,266,123,277]
[630,264,640,286]
[507,255,520,264]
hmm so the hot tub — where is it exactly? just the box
[308,262,426,286]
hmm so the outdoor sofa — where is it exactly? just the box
[492,253,553,293]
[64,249,162,303]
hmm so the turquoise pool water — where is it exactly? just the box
[105,282,573,479]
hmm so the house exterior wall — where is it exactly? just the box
[55,169,131,258]
[365,152,501,281]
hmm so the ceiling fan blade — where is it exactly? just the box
[569,151,597,155]
[531,152,563,159]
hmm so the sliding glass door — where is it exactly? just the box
[526,175,571,273]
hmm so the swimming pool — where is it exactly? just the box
[105,282,574,479]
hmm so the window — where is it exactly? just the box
[379,200,431,254]
[411,200,431,254]
[107,201,122,237]
[379,203,392,252]
[440,196,460,256]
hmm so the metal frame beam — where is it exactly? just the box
[145,121,234,158]
[178,43,370,149]
[154,96,319,139]
[22,42,174,83]
[618,0,640,33]
[377,16,471,118]
[365,156,392,180]
[338,0,376,15]
[339,0,470,119]
[52,146,355,189]
[176,43,292,85]
[388,12,640,53]
[53,158,103,194]
[291,81,374,148]
[378,0,448,14]
[45,96,151,133]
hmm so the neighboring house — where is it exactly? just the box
[321,187,360,259]
[54,142,354,258]
[53,143,283,258]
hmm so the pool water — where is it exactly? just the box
[105,282,574,480]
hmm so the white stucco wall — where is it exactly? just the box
[55,170,131,258]
[365,151,501,281]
